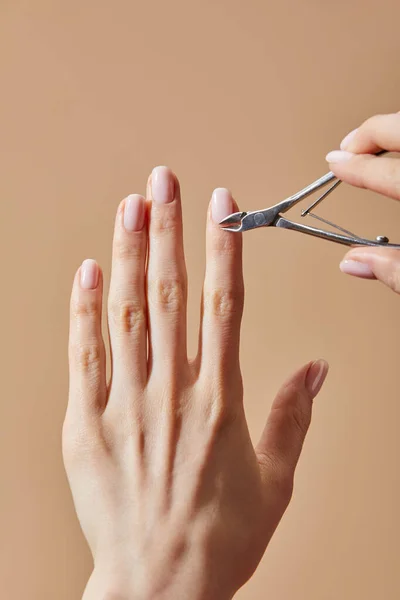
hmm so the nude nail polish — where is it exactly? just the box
[306,360,329,396]
[151,166,174,204]
[80,259,99,289]
[339,259,374,279]
[326,150,354,163]
[124,194,145,231]
[211,188,233,223]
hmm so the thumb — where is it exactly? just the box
[256,360,328,490]
[340,247,400,293]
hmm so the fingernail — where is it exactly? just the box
[151,166,174,204]
[340,128,358,150]
[339,259,375,279]
[211,188,233,224]
[124,194,145,231]
[306,360,329,396]
[326,150,354,163]
[80,259,99,289]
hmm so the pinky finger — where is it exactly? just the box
[68,259,107,419]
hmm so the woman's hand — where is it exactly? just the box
[64,166,328,600]
[326,112,400,291]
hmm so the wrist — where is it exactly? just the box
[83,564,234,600]
[82,571,127,600]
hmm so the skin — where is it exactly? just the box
[64,111,400,599]
[64,167,328,600]
[326,112,400,289]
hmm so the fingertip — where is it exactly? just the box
[339,258,375,279]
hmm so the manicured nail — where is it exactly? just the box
[340,128,358,150]
[80,259,99,289]
[339,259,374,279]
[306,360,329,396]
[151,166,174,204]
[124,194,145,231]
[211,188,233,224]
[326,150,354,163]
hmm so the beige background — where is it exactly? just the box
[1,1,400,598]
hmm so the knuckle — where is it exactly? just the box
[149,278,185,313]
[109,299,145,334]
[258,451,294,503]
[288,404,311,437]
[113,236,143,261]
[205,381,240,430]
[70,342,102,372]
[257,449,277,474]
[205,287,243,319]
[151,207,177,235]
[71,298,98,319]
[208,402,234,433]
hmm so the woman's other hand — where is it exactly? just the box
[327,113,400,292]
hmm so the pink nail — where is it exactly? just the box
[339,259,375,279]
[80,259,99,289]
[326,150,354,163]
[211,188,233,224]
[340,128,358,150]
[151,166,174,204]
[124,194,145,231]
[306,360,329,396]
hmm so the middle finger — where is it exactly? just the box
[146,166,188,377]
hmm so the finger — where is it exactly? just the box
[107,195,148,391]
[256,360,328,488]
[199,189,244,379]
[340,247,400,292]
[68,260,107,418]
[340,112,400,154]
[325,153,400,202]
[146,166,188,376]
